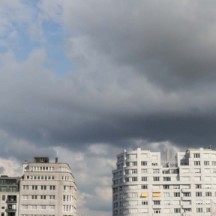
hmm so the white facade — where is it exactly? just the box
[112,147,216,216]
[19,157,77,216]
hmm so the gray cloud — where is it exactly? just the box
[67,0,216,89]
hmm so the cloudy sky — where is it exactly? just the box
[0,0,216,215]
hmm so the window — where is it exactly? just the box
[196,208,203,213]
[194,153,200,158]
[141,161,147,166]
[2,195,5,201]
[154,209,161,214]
[206,208,211,212]
[196,184,202,189]
[205,192,212,197]
[163,177,171,181]
[132,162,137,166]
[196,192,202,197]
[32,185,37,190]
[50,185,56,190]
[163,185,169,189]
[142,201,148,205]
[194,161,200,166]
[154,200,160,205]
[141,177,147,181]
[141,185,148,189]
[32,195,37,199]
[204,161,210,166]
[153,169,159,174]
[183,192,191,197]
[50,195,55,200]
[23,185,29,190]
[141,169,147,173]
[132,177,137,182]
[164,192,170,197]
[41,185,47,190]
[41,195,46,199]
[174,192,180,197]
[131,169,137,174]
[153,177,160,181]
[174,208,181,213]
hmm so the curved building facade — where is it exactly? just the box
[113,147,216,216]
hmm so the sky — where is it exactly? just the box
[0,0,216,215]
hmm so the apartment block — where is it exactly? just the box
[0,157,77,216]
[19,157,77,216]
[112,147,216,216]
[0,176,20,216]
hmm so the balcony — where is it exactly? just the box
[6,199,17,203]
[6,208,16,212]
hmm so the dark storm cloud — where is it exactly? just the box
[0,0,216,159]
[69,0,216,89]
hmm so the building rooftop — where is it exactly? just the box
[33,157,49,163]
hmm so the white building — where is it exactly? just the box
[112,147,216,216]
[19,157,77,216]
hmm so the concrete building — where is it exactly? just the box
[112,147,216,216]
[0,176,20,216]
[19,157,77,216]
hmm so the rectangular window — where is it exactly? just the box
[194,153,200,158]
[41,185,47,190]
[194,161,200,166]
[132,162,137,166]
[132,177,137,182]
[174,208,181,213]
[141,177,147,181]
[174,192,180,197]
[23,185,29,190]
[32,185,37,190]
[154,200,160,205]
[196,208,203,213]
[204,161,210,166]
[163,185,169,189]
[196,192,202,197]
[196,184,202,189]
[153,177,160,181]
[32,195,37,199]
[141,161,147,166]
[163,177,171,181]
[153,169,160,174]
[141,169,147,173]
[205,192,212,197]
[40,195,46,199]
[131,169,137,174]
[50,185,56,190]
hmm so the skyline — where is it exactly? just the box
[0,0,216,215]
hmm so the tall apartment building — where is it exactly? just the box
[19,157,77,216]
[0,176,20,216]
[112,147,216,216]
